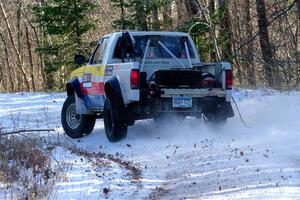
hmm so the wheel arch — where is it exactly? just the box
[104,76,127,121]
[67,78,83,98]
[104,76,123,102]
[66,83,74,96]
[104,82,113,100]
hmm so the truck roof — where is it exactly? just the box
[103,31,190,38]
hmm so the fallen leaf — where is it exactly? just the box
[263,154,269,158]
[103,187,110,195]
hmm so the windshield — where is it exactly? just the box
[133,35,195,59]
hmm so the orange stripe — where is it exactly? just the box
[81,82,105,95]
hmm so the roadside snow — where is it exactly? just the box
[0,89,299,199]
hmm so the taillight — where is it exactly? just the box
[130,69,139,89]
[226,70,233,89]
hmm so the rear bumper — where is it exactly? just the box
[161,88,232,102]
[132,96,234,119]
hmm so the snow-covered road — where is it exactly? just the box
[0,89,299,199]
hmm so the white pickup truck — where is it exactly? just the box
[61,31,234,142]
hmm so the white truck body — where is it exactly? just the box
[62,31,234,141]
[81,32,231,105]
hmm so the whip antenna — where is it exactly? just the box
[95,0,118,32]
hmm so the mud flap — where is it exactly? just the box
[105,77,127,122]
[216,102,234,118]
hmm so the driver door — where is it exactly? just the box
[81,37,110,111]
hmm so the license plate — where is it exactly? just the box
[172,97,192,108]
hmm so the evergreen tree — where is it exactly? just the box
[110,0,148,30]
[110,0,168,31]
[110,0,132,30]
[31,0,96,89]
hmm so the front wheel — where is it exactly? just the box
[61,95,96,138]
[103,98,128,142]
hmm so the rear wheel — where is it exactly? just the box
[61,95,96,138]
[103,98,128,142]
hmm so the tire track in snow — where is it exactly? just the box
[147,143,300,200]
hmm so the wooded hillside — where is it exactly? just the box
[0,0,299,92]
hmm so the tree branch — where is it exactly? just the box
[0,129,55,136]
[232,0,298,58]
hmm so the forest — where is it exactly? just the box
[0,0,299,92]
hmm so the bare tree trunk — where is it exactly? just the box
[208,0,216,61]
[185,0,200,17]
[39,37,47,90]
[296,0,300,22]
[16,0,23,91]
[0,2,30,91]
[135,2,148,30]
[197,0,221,61]
[256,0,274,87]
[25,25,36,92]
[175,0,187,26]
[0,32,14,92]
[244,0,255,87]
[208,0,215,14]
[162,2,172,30]
[0,52,6,92]
[22,7,46,90]
[151,2,160,30]
[295,4,300,86]
[218,0,233,61]
[232,0,244,87]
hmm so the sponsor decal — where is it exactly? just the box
[104,65,114,76]
[82,73,92,88]
[81,82,105,95]
[83,73,92,83]
[114,64,120,70]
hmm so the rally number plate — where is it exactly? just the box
[172,97,192,108]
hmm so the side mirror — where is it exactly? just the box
[75,54,85,65]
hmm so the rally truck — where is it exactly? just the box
[61,31,234,142]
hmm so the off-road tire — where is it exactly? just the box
[61,95,96,138]
[103,98,128,142]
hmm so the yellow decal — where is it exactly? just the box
[70,65,106,79]
[70,67,85,79]
[84,65,105,76]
